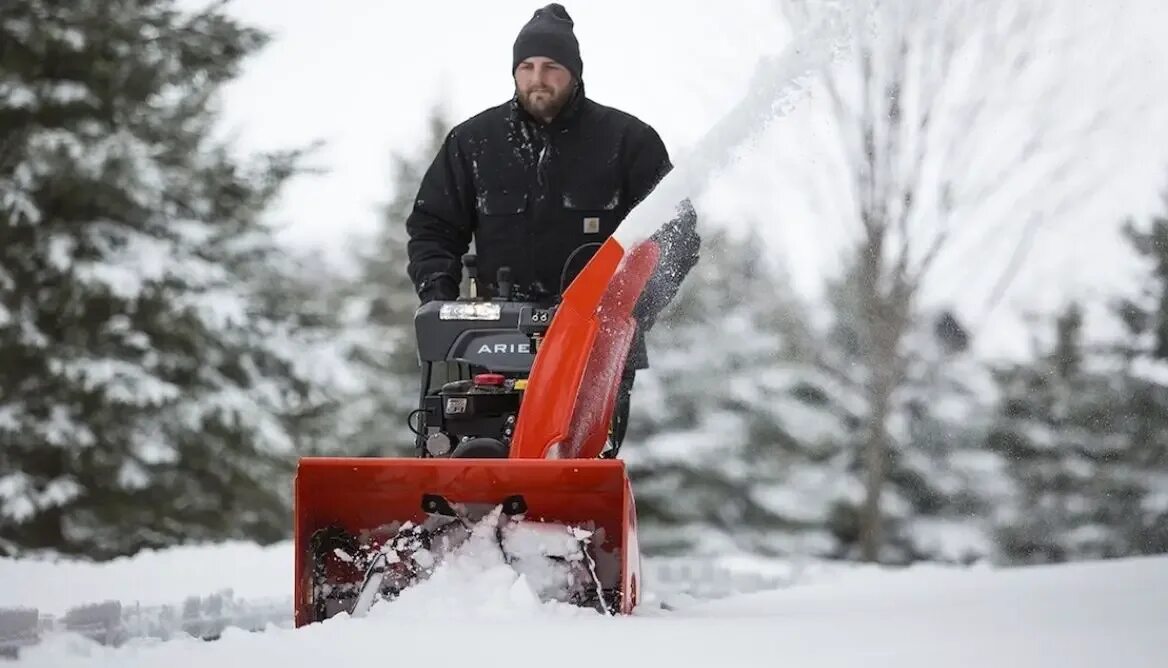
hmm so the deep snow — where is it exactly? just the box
[3,537,1166,668]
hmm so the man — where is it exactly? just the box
[405,3,699,451]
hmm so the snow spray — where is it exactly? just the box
[614,0,868,247]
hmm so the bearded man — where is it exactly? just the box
[405,3,700,450]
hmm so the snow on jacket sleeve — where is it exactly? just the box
[405,128,475,302]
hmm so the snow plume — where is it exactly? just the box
[615,0,865,247]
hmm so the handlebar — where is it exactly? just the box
[459,242,600,305]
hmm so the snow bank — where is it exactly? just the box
[12,548,1168,668]
[0,541,290,616]
[5,525,1167,668]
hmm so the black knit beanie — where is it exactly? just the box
[512,4,582,81]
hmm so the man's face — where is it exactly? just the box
[515,56,574,123]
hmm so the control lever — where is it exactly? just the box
[497,266,513,301]
[462,254,479,300]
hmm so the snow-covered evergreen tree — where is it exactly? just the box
[627,226,998,564]
[241,250,366,461]
[627,227,856,558]
[0,0,349,558]
[319,106,455,458]
[986,303,1138,562]
[894,311,1006,564]
[986,192,1168,564]
[1101,212,1168,555]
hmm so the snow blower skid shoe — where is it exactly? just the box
[294,237,665,626]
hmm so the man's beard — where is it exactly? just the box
[518,84,574,121]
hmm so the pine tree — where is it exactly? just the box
[326,105,455,457]
[0,0,343,558]
[987,302,1140,563]
[1104,212,1168,555]
[242,249,366,460]
[893,310,1005,564]
[626,227,855,557]
[985,189,1168,565]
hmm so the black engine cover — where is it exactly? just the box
[414,301,553,373]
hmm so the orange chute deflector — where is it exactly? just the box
[509,237,661,459]
[293,235,658,626]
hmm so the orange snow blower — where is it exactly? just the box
[293,236,660,626]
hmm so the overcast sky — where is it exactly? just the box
[200,0,1168,358]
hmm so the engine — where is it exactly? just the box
[410,257,558,458]
[420,373,524,458]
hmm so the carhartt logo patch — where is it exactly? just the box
[583,217,600,233]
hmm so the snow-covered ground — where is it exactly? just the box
[2,536,1166,667]
[3,541,291,618]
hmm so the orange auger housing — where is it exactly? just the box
[293,236,659,626]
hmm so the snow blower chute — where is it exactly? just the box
[293,234,662,625]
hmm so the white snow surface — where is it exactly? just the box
[3,536,1167,667]
[1,541,290,617]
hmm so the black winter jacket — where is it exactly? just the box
[405,83,699,368]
